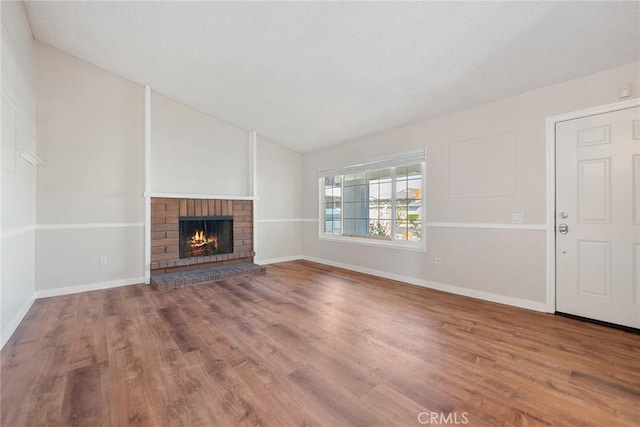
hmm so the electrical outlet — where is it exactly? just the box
[435,257,441,267]
[511,213,525,224]
[98,256,108,267]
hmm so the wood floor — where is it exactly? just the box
[2,260,639,426]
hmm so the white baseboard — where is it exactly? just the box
[1,295,35,350]
[301,255,549,313]
[35,276,145,299]
[256,255,303,265]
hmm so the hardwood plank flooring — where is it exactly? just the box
[2,260,639,426]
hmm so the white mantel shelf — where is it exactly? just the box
[145,192,258,201]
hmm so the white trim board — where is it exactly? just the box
[1,225,35,239]
[302,255,549,313]
[256,255,303,265]
[36,223,144,230]
[250,131,259,259]
[319,234,426,252]
[18,151,44,166]
[144,85,152,285]
[258,218,318,223]
[145,192,257,201]
[544,98,640,314]
[35,276,145,299]
[1,88,18,111]
[1,296,35,350]
[426,222,546,231]
[303,219,546,230]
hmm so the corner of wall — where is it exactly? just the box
[1,0,37,349]
[0,296,35,350]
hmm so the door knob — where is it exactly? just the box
[558,223,569,235]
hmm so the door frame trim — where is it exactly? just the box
[545,98,640,313]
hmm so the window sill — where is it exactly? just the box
[318,234,426,252]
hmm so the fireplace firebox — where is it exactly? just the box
[179,216,233,258]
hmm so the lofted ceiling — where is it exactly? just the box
[25,1,640,153]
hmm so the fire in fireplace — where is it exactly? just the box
[179,216,233,258]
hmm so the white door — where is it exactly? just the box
[556,106,640,328]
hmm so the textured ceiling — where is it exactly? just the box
[25,1,640,153]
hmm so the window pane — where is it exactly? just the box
[323,175,341,235]
[343,218,355,235]
[369,168,391,181]
[343,185,355,201]
[396,219,408,240]
[345,172,366,185]
[392,164,423,241]
[367,169,381,181]
[407,199,421,215]
[325,221,335,234]
[343,202,356,218]
[396,165,408,179]
[356,219,369,234]
[321,161,423,243]
[344,218,367,236]
[356,206,368,219]
[408,220,422,241]
[324,210,337,233]
[381,220,392,238]
[368,205,378,221]
[395,180,408,199]
[342,172,369,237]
[396,202,408,222]
[369,219,391,238]
[407,178,422,200]
[344,183,367,203]
[380,180,392,199]
[369,183,380,199]
[407,163,422,178]
[380,203,392,219]
[353,183,367,199]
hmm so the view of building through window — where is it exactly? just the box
[322,162,423,242]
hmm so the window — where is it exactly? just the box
[319,151,425,248]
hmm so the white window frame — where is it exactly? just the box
[317,150,427,252]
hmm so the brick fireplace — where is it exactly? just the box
[150,197,264,290]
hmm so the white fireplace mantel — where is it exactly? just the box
[144,192,258,201]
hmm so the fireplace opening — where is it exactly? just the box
[179,216,233,258]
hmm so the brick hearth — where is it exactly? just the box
[150,197,263,290]
[151,263,266,291]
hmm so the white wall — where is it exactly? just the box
[150,91,250,196]
[149,92,306,265]
[33,41,302,297]
[1,1,36,347]
[35,41,145,292]
[255,136,304,264]
[302,61,640,310]
[149,92,308,265]
[25,15,637,325]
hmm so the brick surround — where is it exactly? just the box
[150,197,258,289]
